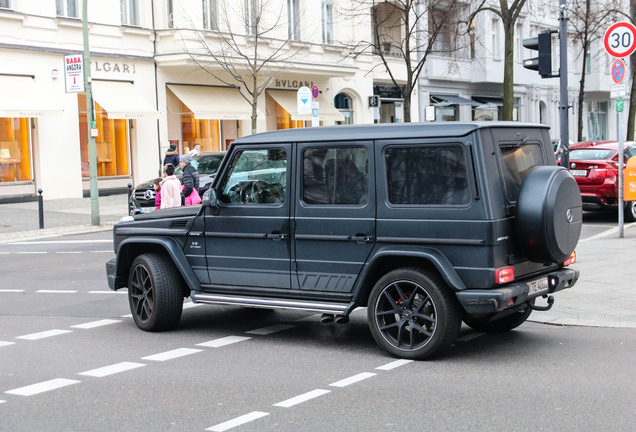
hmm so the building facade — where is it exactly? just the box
[0,0,625,201]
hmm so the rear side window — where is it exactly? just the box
[499,143,544,201]
[385,145,469,205]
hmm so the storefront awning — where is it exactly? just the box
[92,81,159,119]
[0,75,63,118]
[472,96,504,107]
[430,94,480,106]
[167,84,261,120]
[267,89,345,122]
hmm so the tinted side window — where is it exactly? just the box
[385,145,469,205]
[219,149,286,204]
[499,143,544,201]
[302,147,368,205]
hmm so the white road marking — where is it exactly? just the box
[206,411,270,432]
[141,348,202,362]
[0,399,5,404]
[5,378,80,397]
[79,362,146,378]
[0,252,9,254]
[71,319,121,329]
[376,359,414,371]
[273,389,331,408]
[17,251,47,254]
[0,289,25,293]
[245,324,296,335]
[197,336,251,348]
[36,290,77,294]
[457,332,486,342]
[183,302,202,309]
[16,329,73,340]
[0,341,16,348]
[121,313,133,318]
[329,372,376,388]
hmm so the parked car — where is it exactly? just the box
[129,151,225,214]
[108,122,581,360]
[563,140,636,221]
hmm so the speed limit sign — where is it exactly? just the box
[604,21,636,58]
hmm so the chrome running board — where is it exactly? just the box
[190,291,351,315]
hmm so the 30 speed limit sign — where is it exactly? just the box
[604,21,636,58]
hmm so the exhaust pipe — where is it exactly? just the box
[320,314,335,325]
[335,315,349,325]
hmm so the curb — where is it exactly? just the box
[0,223,115,244]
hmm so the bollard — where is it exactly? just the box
[127,183,133,216]
[38,188,44,229]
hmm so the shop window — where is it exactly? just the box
[334,93,353,125]
[276,101,306,130]
[56,0,78,18]
[180,102,222,152]
[0,117,31,183]
[78,94,130,177]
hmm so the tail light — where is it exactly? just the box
[495,266,515,284]
[591,163,619,178]
[563,251,576,266]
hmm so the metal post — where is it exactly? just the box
[37,188,44,229]
[558,0,570,170]
[83,0,100,226]
[618,110,625,237]
[127,183,133,216]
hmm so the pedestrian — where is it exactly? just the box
[179,153,201,205]
[152,178,162,210]
[189,143,201,156]
[163,143,180,167]
[160,163,181,209]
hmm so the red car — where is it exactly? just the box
[563,140,636,221]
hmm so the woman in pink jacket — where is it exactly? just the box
[160,163,182,209]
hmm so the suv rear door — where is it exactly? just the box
[293,141,375,294]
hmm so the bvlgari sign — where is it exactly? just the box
[64,54,85,93]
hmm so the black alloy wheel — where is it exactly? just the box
[128,253,184,332]
[625,201,636,222]
[367,268,461,360]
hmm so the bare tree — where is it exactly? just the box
[569,0,616,141]
[342,0,465,122]
[468,0,527,121]
[181,0,300,134]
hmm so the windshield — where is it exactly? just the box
[174,154,224,175]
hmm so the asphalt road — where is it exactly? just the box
[0,221,634,431]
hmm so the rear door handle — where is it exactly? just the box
[350,235,374,243]
[267,233,288,241]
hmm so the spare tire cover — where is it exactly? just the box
[515,166,582,264]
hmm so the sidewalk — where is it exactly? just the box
[0,195,635,328]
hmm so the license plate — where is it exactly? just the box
[571,169,587,177]
[140,207,155,213]
[528,277,549,296]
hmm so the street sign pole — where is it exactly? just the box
[558,0,570,170]
[618,106,624,238]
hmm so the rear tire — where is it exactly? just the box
[367,268,462,360]
[625,201,636,222]
[464,306,532,333]
[128,253,184,332]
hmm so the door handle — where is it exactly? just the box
[350,235,374,243]
[267,233,288,241]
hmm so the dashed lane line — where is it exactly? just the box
[78,362,146,378]
[0,341,15,347]
[16,251,47,254]
[16,329,73,341]
[329,372,377,388]
[273,389,331,408]
[5,378,81,397]
[206,411,270,432]
[196,336,252,348]
[375,359,414,371]
[142,348,203,362]
[36,290,78,294]
[0,289,24,293]
[70,319,121,330]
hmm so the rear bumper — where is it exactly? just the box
[455,268,579,314]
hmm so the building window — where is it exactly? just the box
[78,94,131,178]
[180,102,222,152]
[0,0,11,9]
[322,0,333,44]
[515,23,522,63]
[430,6,467,58]
[245,0,257,34]
[492,17,501,60]
[288,0,300,41]
[588,101,607,140]
[0,118,32,183]
[56,0,78,18]
[167,0,174,28]
[372,2,401,56]
[203,0,218,30]
[121,0,139,26]
[334,93,353,125]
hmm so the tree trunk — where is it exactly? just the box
[502,22,515,121]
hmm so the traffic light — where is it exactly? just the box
[523,30,556,78]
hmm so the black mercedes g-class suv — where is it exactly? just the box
[106,122,581,360]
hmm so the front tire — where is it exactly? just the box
[128,253,184,332]
[367,268,462,360]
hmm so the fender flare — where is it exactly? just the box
[115,236,201,292]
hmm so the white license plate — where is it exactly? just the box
[140,207,156,213]
[528,277,549,296]
[571,169,587,177]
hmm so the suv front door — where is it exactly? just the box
[293,142,375,294]
[205,146,291,289]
